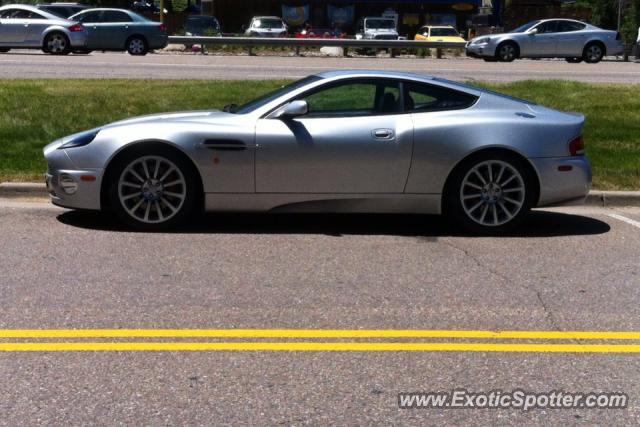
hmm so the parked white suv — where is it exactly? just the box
[245,16,287,38]
[355,17,399,40]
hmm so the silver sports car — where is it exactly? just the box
[0,4,88,54]
[44,70,591,233]
[466,19,624,63]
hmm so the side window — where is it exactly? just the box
[2,9,30,19]
[101,11,132,23]
[298,80,402,117]
[26,11,46,19]
[0,9,16,18]
[557,21,586,32]
[405,82,477,113]
[536,21,558,34]
[75,11,101,23]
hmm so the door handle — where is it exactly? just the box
[372,129,394,139]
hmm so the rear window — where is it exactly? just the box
[405,82,478,112]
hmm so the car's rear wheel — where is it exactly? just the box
[126,36,148,55]
[43,32,70,55]
[496,42,518,62]
[565,56,583,63]
[583,42,604,63]
[445,154,534,234]
[108,147,198,229]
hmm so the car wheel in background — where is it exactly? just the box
[583,42,604,63]
[445,153,534,234]
[495,42,518,62]
[565,57,583,63]
[108,145,198,229]
[126,36,148,55]
[43,32,70,55]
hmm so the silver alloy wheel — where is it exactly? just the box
[585,44,602,62]
[460,160,526,227]
[46,34,67,53]
[118,156,186,224]
[499,44,516,61]
[128,38,145,54]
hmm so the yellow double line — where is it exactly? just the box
[1,329,640,352]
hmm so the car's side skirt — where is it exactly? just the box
[204,193,442,214]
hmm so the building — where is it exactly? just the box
[211,0,490,36]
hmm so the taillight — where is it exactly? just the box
[68,23,83,32]
[159,24,167,33]
[569,135,585,156]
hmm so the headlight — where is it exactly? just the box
[474,37,491,45]
[58,129,99,149]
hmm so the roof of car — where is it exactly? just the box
[0,4,64,19]
[315,70,435,81]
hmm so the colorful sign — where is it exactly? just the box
[282,5,310,26]
[327,4,355,28]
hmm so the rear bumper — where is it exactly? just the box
[148,34,169,50]
[68,31,88,48]
[531,156,592,207]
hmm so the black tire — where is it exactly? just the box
[0,48,10,53]
[583,42,604,63]
[126,36,148,55]
[495,41,518,62]
[565,57,583,63]
[444,152,535,235]
[107,144,199,230]
[43,32,71,55]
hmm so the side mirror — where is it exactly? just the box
[529,28,538,35]
[272,100,308,119]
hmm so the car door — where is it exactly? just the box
[24,10,54,45]
[73,10,103,48]
[254,78,414,194]
[0,9,30,44]
[528,20,558,56]
[98,10,133,49]
[555,20,587,56]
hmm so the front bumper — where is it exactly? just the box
[68,31,89,48]
[531,156,592,207]
[465,43,494,58]
[43,142,103,210]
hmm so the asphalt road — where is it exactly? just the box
[0,200,639,424]
[1,51,639,82]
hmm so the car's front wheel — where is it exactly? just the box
[495,42,518,62]
[583,42,604,63]
[43,32,70,55]
[126,36,148,55]
[108,146,198,229]
[445,154,534,234]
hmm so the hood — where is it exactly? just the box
[103,110,229,128]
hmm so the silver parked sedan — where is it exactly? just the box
[0,4,87,54]
[69,8,167,55]
[44,70,591,233]
[466,19,624,63]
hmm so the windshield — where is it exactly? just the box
[430,28,459,37]
[509,20,540,33]
[232,76,322,114]
[365,19,395,29]
[254,18,283,29]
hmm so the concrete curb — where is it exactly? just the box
[1,182,640,207]
[0,182,46,198]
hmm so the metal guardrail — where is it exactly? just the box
[168,36,467,50]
